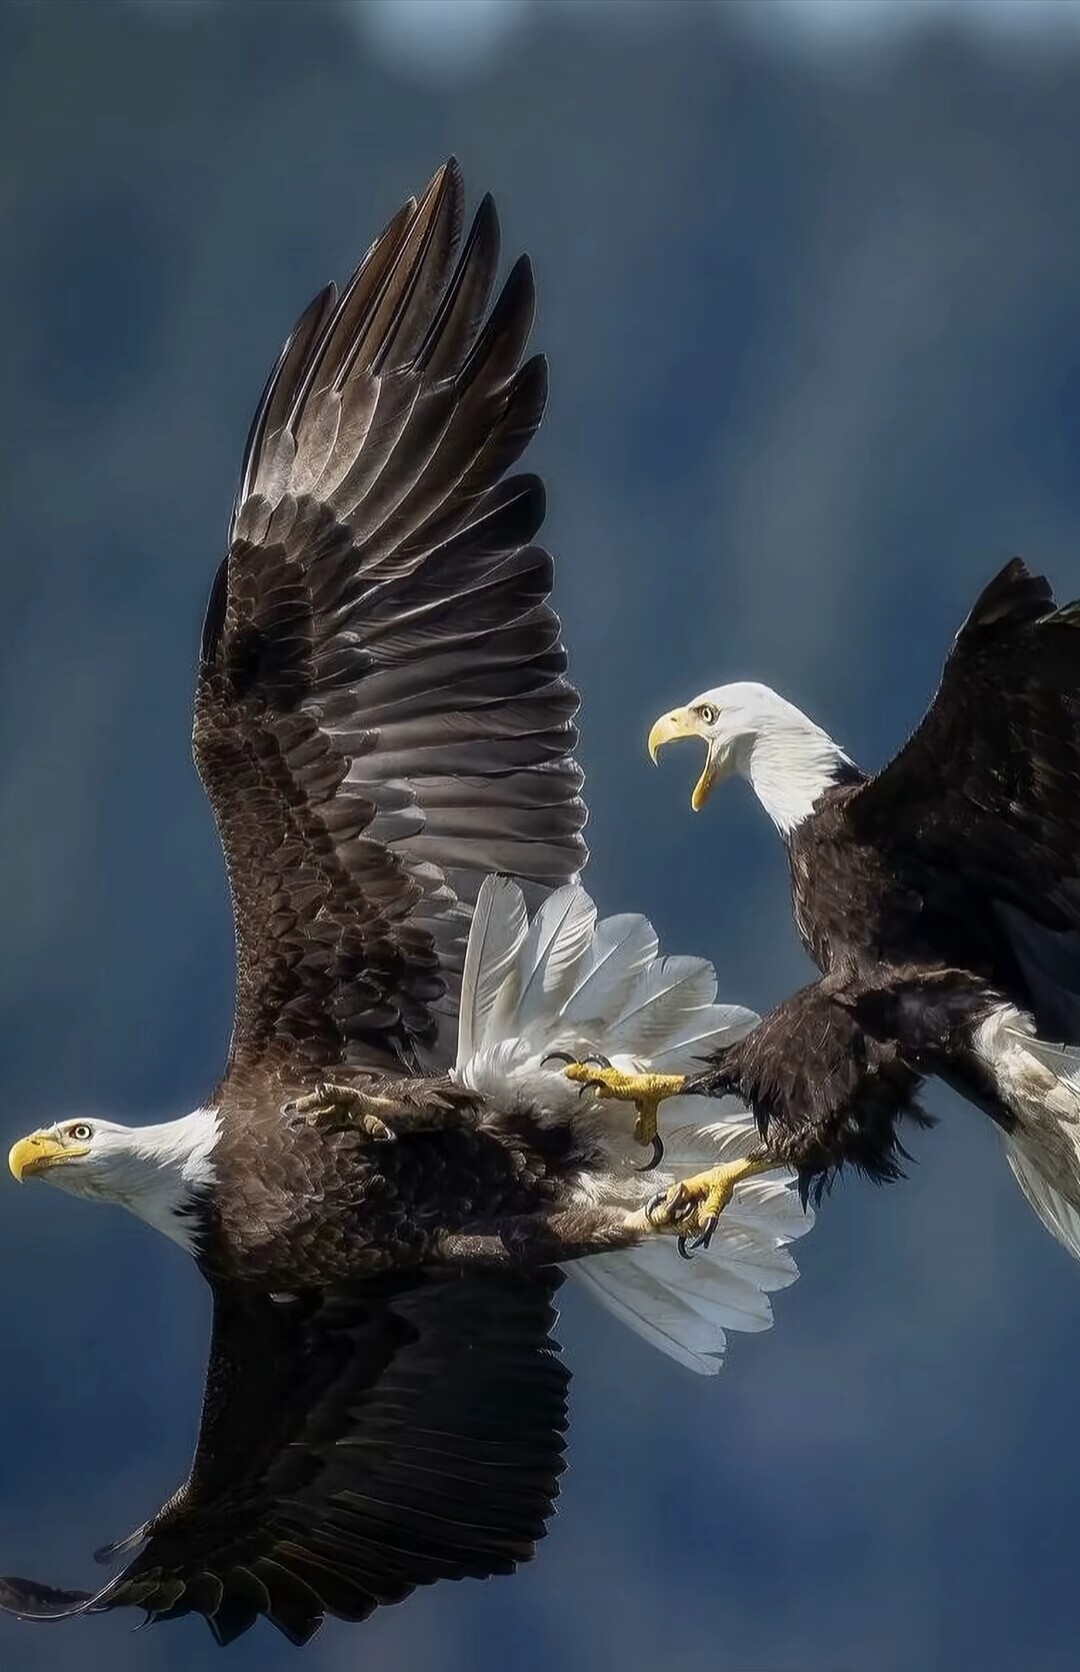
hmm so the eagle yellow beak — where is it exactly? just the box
[647,707,719,812]
[8,1131,85,1183]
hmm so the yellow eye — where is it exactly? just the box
[69,1124,93,1143]
[695,703,718,726]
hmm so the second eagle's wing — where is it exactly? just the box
[848,559,1080,1035]
[194,161,586,1082]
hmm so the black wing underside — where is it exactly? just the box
[849,558,1080,1038]
[0,1269,567,1647]
[194,160,586,1084]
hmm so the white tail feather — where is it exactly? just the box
[513,886,598,1038]
[998,1025,1080,1261]
[650,1007,759,1071]
[457,878,814,1374]
[560,914,658,1028]
[604,958,719,1058]
[457,879,528,1068]
[1006,1142,1080,1262]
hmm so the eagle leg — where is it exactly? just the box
[283,1083,399,1142]
[561,1064,686,1170]
[638,1156,778,1258]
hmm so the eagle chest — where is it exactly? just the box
[202,1120,395,1287]
[787,833,850,968]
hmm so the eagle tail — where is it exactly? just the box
[1000,1027,1080,1261]
[569,1116,813,1374]
[457,877,814,1374]
[1004,1143,1080,1262]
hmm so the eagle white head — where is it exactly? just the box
[648,681,856,836]
[8,1111,220,1251]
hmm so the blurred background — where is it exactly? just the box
[3,0,1080,1668]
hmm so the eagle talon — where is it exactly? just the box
[641,1156,778,1244]
[562,1063,685,1163]
[540,1052,576,1068]
[283,1083,399,1141]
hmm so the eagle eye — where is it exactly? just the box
[68,1124,93,1143]
[694,703,719,726]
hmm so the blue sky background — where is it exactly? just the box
[4,1,1080,1668]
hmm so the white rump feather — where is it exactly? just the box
[456,878,814,1374]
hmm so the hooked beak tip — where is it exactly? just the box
[9,1137,38,1183]
[8,1132,71,1183]
[647,708,695,765]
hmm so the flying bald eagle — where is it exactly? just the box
[588,559,1080,1258]
[0,163,812,1647]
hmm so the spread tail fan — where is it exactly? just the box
[457,877,814,1374]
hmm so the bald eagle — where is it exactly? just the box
[591,559,1080,1258]
[0,163,812,1647]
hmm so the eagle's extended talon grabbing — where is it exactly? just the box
[641,1156,778,1247]
[562,1064,686,1169]
[283,1083,398,1142]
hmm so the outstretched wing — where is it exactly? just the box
[0,1269,567,1647]
[849,559,1080,1035]
[194,160,586,1083]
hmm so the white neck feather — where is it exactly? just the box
[737,690,853,836]
[75,1108,221,1254]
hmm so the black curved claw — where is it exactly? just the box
[581,1054,612,1070]
[632,1132,666,1173]
[677,1234,695,1262]
[541,1052,577,1068]
[576,1078,611,1100]
[644,1188,670,1227]
[689,1216,719,1253]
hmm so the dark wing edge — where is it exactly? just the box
[0,1269,567,1647]
[847,557,1062,828]
[194,159,587,1083]
[848,557,1080,1034]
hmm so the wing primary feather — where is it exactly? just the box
[194,162,587,1079]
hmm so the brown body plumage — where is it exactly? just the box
[200,1067,629,1289]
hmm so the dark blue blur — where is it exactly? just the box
[2,4,1080,1669]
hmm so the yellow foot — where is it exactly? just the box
[637,1157,777,1257]
[561,1060,686,1170]
[283,1082,398,1141]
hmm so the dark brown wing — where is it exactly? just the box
[848,559,1080,1035]
[0,1269,567,1647]
[194,160,586,1083]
